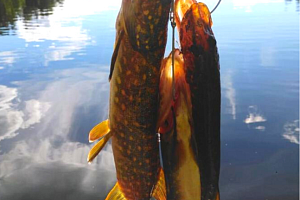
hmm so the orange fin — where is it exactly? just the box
[215,191,220,200]
[87,132,112,163]
[105,182,126,200]
[89,119,110,143]
[151,168,166,200]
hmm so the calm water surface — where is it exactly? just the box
[0,0,299,199]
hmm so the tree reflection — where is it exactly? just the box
[0,0,63,35]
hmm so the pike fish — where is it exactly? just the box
[87,0,172,199]
[157,49,201,200]
[175,1,221,200]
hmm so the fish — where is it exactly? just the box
[87,0,172,200]
[175,1,221,200]
[157,49,201,200]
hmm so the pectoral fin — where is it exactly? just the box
[89,119,110,143]
[151,168,166,200]
[87,132,112,163]
[109,30,124,81]
[105,182,126,200]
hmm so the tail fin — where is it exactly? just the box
[215,191,220,200]
[105,183,126,200]
[105,169,166,200]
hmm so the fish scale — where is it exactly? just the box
[110,34,161,199]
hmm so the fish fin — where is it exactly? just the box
[151,168,166,200]
[89,119,110,143]
[109,30,124,81]
[87,132,112,163]
[105,182,126,200]
[216,191,220,200]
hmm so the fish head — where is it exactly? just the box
[175,0,197,30]
[179,2,215,53]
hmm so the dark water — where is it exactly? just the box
[0,0,298,199]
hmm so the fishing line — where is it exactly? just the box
[211,0,222,14]
[170,0,176,158]
[170,0,176,102]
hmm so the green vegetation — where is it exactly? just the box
[0,0,63,34]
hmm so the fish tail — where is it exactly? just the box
[105,168,166,200]
[105,182,127,200]
[215,190,220,200]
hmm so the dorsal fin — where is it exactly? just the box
[109,30,124,81]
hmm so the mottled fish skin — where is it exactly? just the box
[158,50,201,200]
[109,0,171,199]
[178,2,221,200]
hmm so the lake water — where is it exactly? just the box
[0,0,299,199]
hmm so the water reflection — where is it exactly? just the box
[222,70,236,120]
[0,84,51,141]
[0,0,63,35]
[283,120,299,144]
[244,106,267,124]
[0,67,116,200]
[0,51,16,67]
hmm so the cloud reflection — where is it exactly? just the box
[16,10,90,66]
[244,105,267,124]
[0,86,51,142]
[0,67,115,199]
[0,51,16,67]
[260,46,276,67]
[13,0,121,66]
[283,120,299,144]
[223,70,237,120]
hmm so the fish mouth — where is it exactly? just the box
[175,0,197,26]
[175,1,213,29]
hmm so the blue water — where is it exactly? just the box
[0,0,299,199]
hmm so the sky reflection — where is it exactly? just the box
[283,120,299,144]
[0,67,116,200]
[222,70,237,120]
